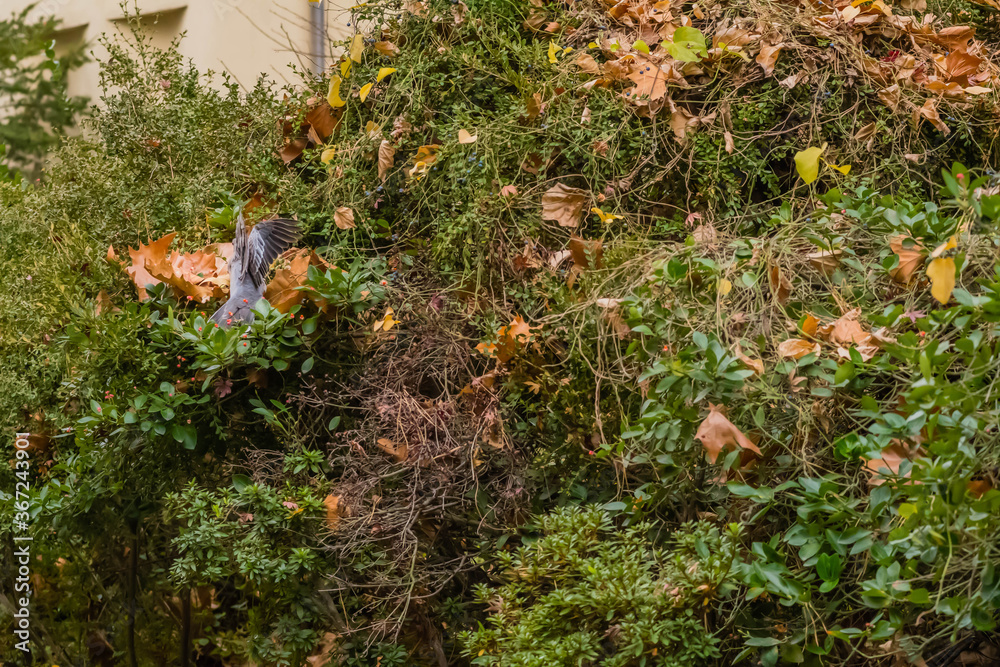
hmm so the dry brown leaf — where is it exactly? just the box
[778,338,821,360]
[377,437,409,462]
[542,183,588,228]
[854,123,877,143]
[373,41,400,57]
[912,98,950,135]
[378,140,395,182]
[95,290,114,316]
[877,85,900,112]
[802,313,820,337]
[695,403,762,464]
[576,53,602,75]
[807,249,842,276]
[592,139,610,157]
[768,264,791,304]
[335,207,356,230]
[817,309,882,361]
[323,494,348,530]
[568,235,604,270]
[526,92,546,121]
[736,345,765,375]
[864,442,920,485]
[724,130,734,154]
[124,232,176,300]
[264,248,333,313]
[476,315,535,363]
[500,184,518,198]
[458,129,478,144]
[889,235,926,284]
[756,43,783,77]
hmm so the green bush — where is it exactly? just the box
[461,507,733,666]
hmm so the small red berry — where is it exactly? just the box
[186,295,193,300]
[380,280,387,286]
[588,450,594,455]
[197,327,202,331]
[243,299,248,303]
[957,173,965,180]
[226,319,232,325]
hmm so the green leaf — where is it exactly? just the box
[160,381,175,396]
[746,636,781,647]
[301,356,315,373]
[834,361,856,384]
[232,474,252,492]
[632,39,649,54]
[328,416,341,431]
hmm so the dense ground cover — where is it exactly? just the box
[4,0,1000,664]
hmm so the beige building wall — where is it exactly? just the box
[9,0,349,104]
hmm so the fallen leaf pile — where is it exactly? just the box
[545,0,1000,138]
[109,233,232,303]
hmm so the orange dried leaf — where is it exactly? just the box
[323,494,347,530]
[695,403,762,464]
[778,338,821,360]
[889,235,926,284]
[377,437,408,462]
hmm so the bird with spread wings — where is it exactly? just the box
[210,214,300,327]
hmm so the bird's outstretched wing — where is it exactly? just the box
[244,217,300,288]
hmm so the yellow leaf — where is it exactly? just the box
[927,256,956,304]
[458,129,478,144]
[376,67,396,82]
[826,162,851,176]
[359,82,373,102]
[590,207,622,224]
[375,306,400,331]
[327,76,346,108]
[588,41,598,49]
[349,33,364,63]
[930,235,958,259]
[794,145,825,184]
[320,147,336,164]
[718,278,732,296]
[548,41,560,64]
[340,58,352,79]
[633,39,650,54]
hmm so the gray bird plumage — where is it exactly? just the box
[211,214,300,327]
